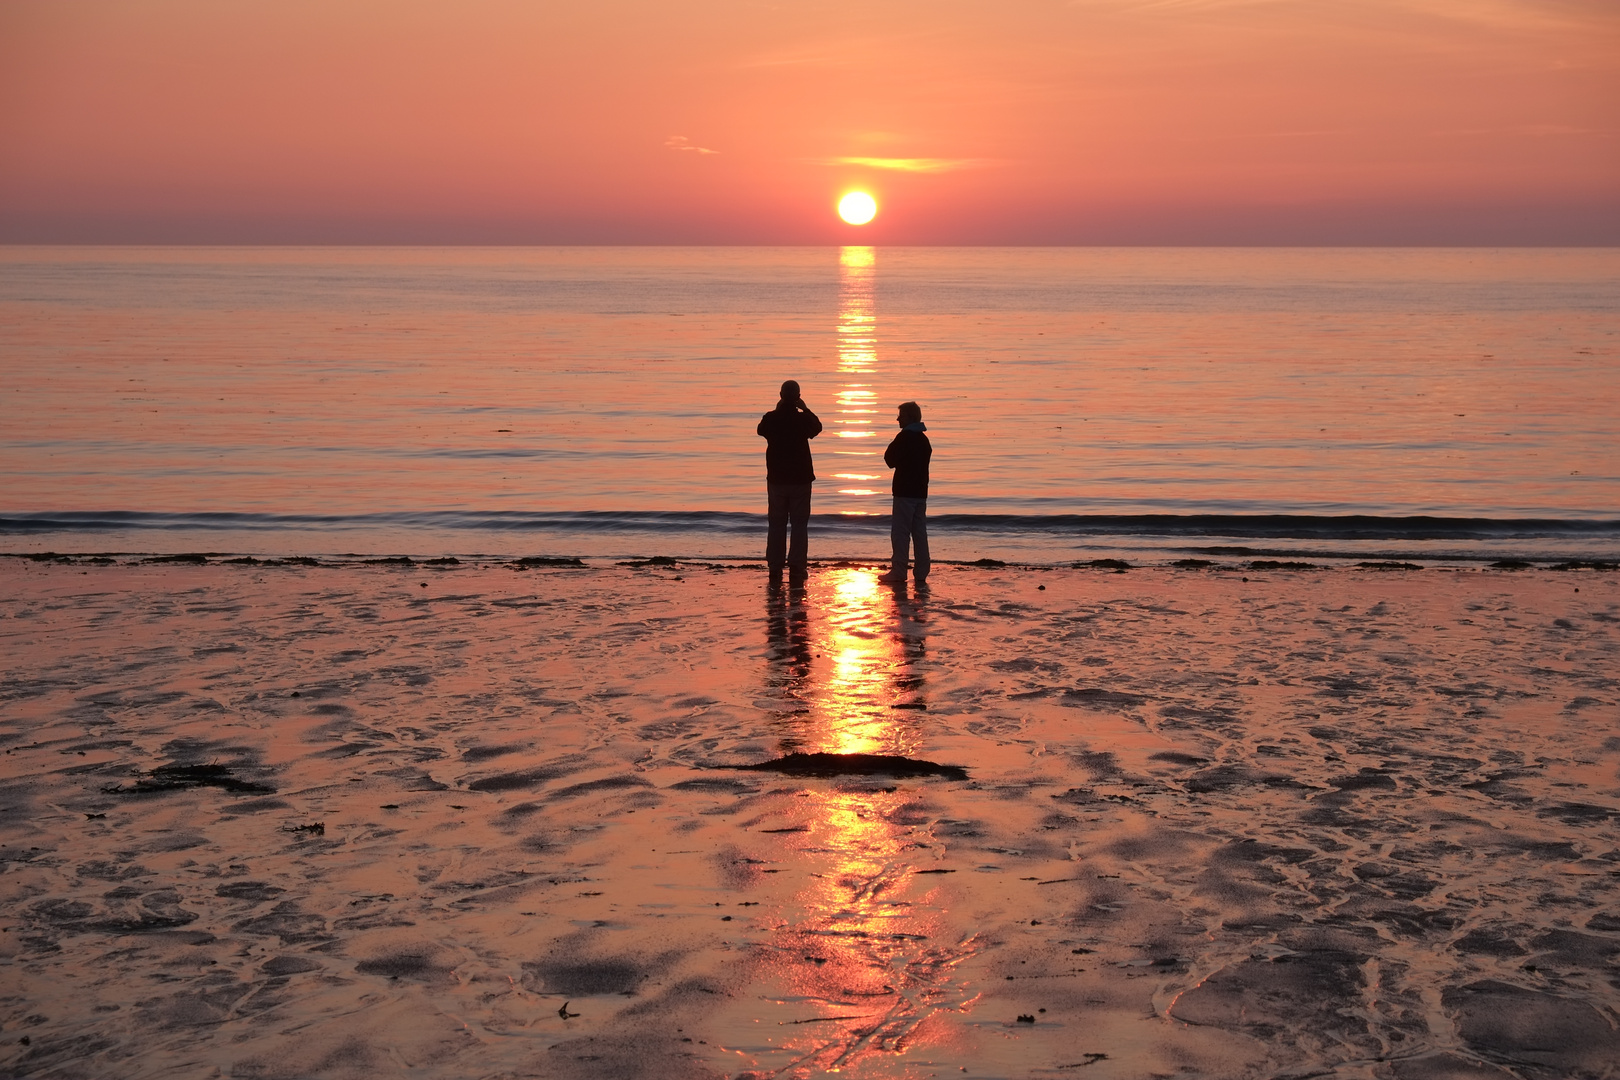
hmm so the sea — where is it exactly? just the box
[2,245,1616,565]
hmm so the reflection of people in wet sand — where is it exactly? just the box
[764,577,812,706]
[757,379,822,578]
[882,400,931,584]
[890,582,928,706]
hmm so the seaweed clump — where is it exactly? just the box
[724,752,968,782]
[103,763,275,797]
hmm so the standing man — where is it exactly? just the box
[882,401,932,584]
[757,380,822,578]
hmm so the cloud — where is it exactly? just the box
[665,136,719,155]
[814,156,995,172]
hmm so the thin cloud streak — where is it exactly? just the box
[813,157,997,172]
[665,136,719,155]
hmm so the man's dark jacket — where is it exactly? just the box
[884,427,932,498]
[758,403,823,484]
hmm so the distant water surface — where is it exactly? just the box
[1,246,1615,560]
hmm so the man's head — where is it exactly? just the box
[897,401,922,426]
[780,380,801,404]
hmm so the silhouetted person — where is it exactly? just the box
[758,379,822,578]
[882,400,931,584]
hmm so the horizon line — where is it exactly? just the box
[5,240,1620,249]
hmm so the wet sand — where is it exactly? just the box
[1,557,1617,1079]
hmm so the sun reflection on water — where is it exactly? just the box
[751,571,976,1074]
[833,247,882,514]
[816,568,921,758]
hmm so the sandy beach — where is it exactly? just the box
[1,556,1617,1079]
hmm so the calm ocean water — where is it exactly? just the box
[2,246,1616,562]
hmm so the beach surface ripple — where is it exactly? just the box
[1,559,1617,1079]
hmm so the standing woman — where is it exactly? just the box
[882,401,931,584]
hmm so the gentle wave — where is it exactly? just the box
[5,510,1618,541]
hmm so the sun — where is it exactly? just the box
[838,191,877,226]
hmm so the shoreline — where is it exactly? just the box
[6,549,1618,571]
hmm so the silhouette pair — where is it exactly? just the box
[757,380,931,582]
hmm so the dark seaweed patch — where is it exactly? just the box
[723,752,968,781]
[13,552,120,564]
[102,763,275,797]
[513,557,586,568]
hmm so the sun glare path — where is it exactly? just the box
[838,192,878,225]
[834,246,883,512]
[820,568,917,756]
[753,572,963,1073]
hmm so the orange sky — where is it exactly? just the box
[2,0,1616,243]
